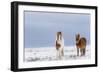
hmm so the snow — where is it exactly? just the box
[24,45,91,62]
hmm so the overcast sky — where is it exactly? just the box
[24,11,90,48]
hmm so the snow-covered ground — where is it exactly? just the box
[24,45,91,62]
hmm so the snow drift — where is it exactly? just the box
[25,45,91,62]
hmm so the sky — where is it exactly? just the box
[24,11,90,48]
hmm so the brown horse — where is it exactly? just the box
[76,34,87,56]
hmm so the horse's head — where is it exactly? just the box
[57,32,62,40]
[76,33,80,43]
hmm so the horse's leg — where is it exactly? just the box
[80,49,83,56]
[58,49,62,59]
[60,47,63,56]
[61,49,64,56]
[57,49,60,58]
[83,48,86,56]
[77,47,79,56]
[56,50,59,58]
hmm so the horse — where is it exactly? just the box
[55,32,64,59]
[75,34,87,56]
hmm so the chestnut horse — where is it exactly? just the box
[76,34,87,56]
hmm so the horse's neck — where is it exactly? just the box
[58,37,64,43]
[76,39,80,44]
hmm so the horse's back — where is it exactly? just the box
[81,37,86,44]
